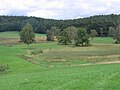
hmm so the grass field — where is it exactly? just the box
[0,32,120,90]
[0,31,46,45]
[0,31,45,38]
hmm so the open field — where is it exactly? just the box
[0,31,46,45]
[0,32,120,90]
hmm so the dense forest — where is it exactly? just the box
[0,14,119,36]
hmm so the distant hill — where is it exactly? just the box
[0,14,119,36]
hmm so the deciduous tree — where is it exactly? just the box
[90,29,98,39]
[115,22,120,43]
[58,30,71,45]
[76,28,90,46]
[20,23,35,45]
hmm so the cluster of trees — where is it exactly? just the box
[46,20,120,45]
[20,21,120,46]
[59,27,90,46]
[0,14,120,37]
[20,24,91,46]
[46,26,93,46]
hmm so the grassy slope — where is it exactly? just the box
[0,33,120,90]
[0,31,45,38]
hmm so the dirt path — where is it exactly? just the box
[67,61,120,67]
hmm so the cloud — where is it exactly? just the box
[0,0,120,19]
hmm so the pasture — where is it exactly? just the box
[0,32,120,90]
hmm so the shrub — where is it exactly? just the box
[0,64,9,72]
[31,49,43,55]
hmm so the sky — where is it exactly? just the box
[0,0,120,19]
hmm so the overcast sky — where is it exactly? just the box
[0,0,120,19]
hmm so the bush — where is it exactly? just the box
[0,64,9,72]
[31,49,43,55]
[115,40,120,44]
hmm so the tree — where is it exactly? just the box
[100,28,104,37]
[115,22,120,43]
[76,28,90,46]
[58,27,90,46]
[49,27,55,41]
[0,14,119,36]
[46,26,60,41]
[20,23,35,45]
[64,26,78,45]
[108,27,116,37]
[90,29,98,39]
[46,30,52,41]
[58,30,71,45]
[54,28,61,39]
[109,18,120,44]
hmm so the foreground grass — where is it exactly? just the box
[0,34,120,90]
[0,64,120,90]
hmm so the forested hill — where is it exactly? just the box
[0,14,119,36]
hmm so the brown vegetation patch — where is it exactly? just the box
[66,60,120,67]
[0,36,46,45]
[35,37,46,43]
[0,37,20,45]
[18,55,40,65]
[45,58,68,62]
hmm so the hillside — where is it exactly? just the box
[0,14,119,36]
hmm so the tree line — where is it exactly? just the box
[0,14,120,37]
[20,20,120,46]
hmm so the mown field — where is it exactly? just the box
[0,32,120,90]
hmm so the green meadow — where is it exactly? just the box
[0,32,120,90]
